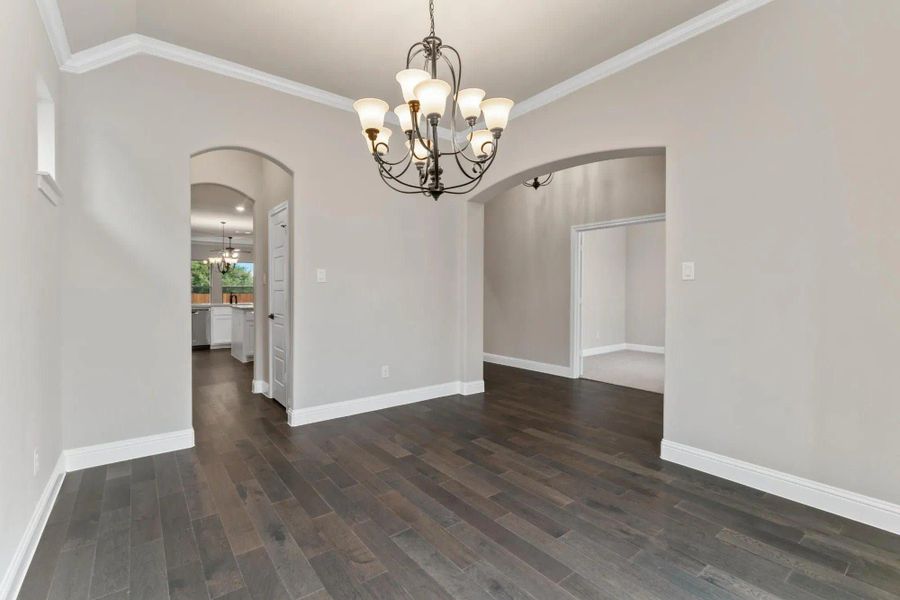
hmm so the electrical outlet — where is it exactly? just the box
[33,449,40,476]
[316,268,327,283]
[681,261,695,281]
[381,365,390,378]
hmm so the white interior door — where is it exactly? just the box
[268,203,289,407]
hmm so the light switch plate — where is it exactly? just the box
[681,262,695,281]
[316,268,327,283]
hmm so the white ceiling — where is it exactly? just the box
[190,184,253,244]
[57,0,726,105]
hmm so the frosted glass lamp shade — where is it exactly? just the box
[413,79,451,118]
[395,69,430,102]
[362,128,392,154]
[353,98,389,131]
[405,139,431,165]
[480,98,514,132]
[456,88,485,121]
[468,130,494,158]
[394,104,420,133]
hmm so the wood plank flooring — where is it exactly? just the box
[19,349,900,599]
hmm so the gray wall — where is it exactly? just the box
[580,220,665,351]
[60,54,464,450]
[581,227,627,348]
[485,156,666,366]
[0,0,64,586]
[468,0,900,504]
[625,221,665,348]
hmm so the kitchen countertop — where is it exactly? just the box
[191,303,254,310]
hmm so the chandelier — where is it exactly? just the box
[205,221,240,274]
[353,0,514,199]
[523,173,554,190]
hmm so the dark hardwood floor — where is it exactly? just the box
[19,349,900,599]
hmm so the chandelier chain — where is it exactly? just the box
[428,0,435,36]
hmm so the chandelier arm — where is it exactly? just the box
[375,159,436,192]
[439,54,463,152]
[436,138,500,192]
[370,138,411,167]
[377,168,435,194]
[440,45,466,150]
[406,42,426,69]
[374,150,415,178]
[450,145,486,181]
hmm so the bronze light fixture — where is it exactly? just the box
[204,221,240,275]
[353,0,514,200]
[523,173,554,190]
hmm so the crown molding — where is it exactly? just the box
[39,0,772,129]
[510,0,774,120]
[34,0,71,65]
[62,34,356,112]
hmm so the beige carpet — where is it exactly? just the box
[581,350,664,393]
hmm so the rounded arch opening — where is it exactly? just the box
[463,145,668,403]
[189,146,295,420]
[469,146,665,205]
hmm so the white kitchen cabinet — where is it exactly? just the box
[231,307,255,363]
[210,306,232,348]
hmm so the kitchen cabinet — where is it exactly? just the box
[231,306,255,363]
[210,306,232,348]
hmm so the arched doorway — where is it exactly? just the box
[462,147,667,396]
[189,147,294,419]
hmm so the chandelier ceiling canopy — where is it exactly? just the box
[353,0,514,200]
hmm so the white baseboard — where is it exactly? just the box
[582,344,627,357]
[461,380,485,395]
[483,353,575,378]
[64,428,195,471]
[582,343,664,357]
[288,381,480,427]
[252,379,269,395]
[661,440,900,535]
[0,453,65,600]
[625,343,665,354]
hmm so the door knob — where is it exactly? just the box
[268,313,275,320]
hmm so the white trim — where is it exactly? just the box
[571,213,666,379]
[63,428,195,472]
[582,343,627,357]
[661,440,900,535]
[34,0,71,65]
[461,380,485,395]
[36,172,62,206]
[483,353,575,379]
[62,34,357,111]
[625,343,664,354]
[39,0,770,133]
[0,453,65,600]
[287,382,462,427]
[582,344,664,357]
[252,379,270,396]
[510,0,774,120]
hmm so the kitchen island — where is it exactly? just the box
[230,305,255,362]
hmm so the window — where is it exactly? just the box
[222,263,254,304]
[191,260,211,304]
